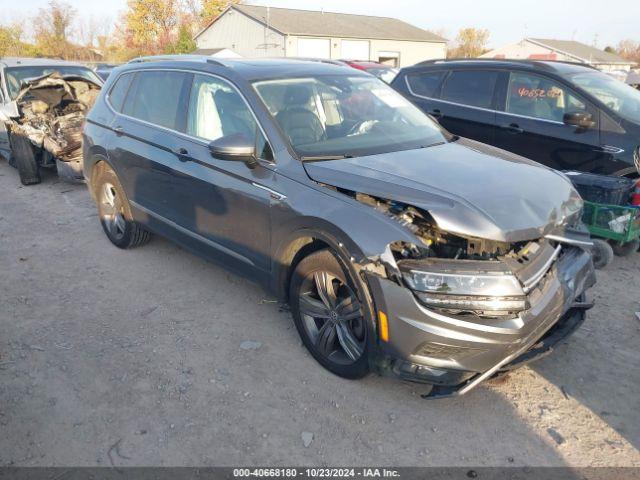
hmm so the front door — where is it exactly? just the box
[173,73,275,272]
[494,71,604,172]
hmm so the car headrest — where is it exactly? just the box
[284,84,313,107]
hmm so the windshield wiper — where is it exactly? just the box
[300,154,351,162]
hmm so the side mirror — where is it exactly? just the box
[208,133,257,168]
[563,112,595,129]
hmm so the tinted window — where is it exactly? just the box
[406,71,446,98]
[187,74,272,160]
[506,72,589,122]
[123,71,190,131]
[441,70,498,108]
[108,73,132,112]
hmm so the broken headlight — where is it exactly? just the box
[400,266,527,314]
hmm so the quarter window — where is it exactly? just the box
[406,71,446,98]
[123,71,190,131]
[441,70,498,109]
[187,74,272,160]
[506,72,588,122]
[108,73,133,112]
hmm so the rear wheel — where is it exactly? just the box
[10,133,41,185]
[94,165,151,249]
[591,238,614,269]
[289,249,370,379]
[610,239,640,257]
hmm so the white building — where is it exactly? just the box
[194,4,447,68]
[481,38,636,72]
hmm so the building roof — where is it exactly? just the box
[527,38,635,65]
[197,5,447,43]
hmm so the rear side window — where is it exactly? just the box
[406,71,446,98]
[123,71,190,131]
[441,70,499,109]
[107,73,133,112]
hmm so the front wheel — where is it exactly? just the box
[289,249,370,379]
[94,164,152,249]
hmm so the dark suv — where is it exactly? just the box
[392,59,640,177]
[83,55,595,398]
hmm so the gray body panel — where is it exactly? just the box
[303,137,583,243]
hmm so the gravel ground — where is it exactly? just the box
[0,159,639,467]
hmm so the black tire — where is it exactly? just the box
[289,249,371,379]
[10,133,41,185]
[592,238,614,269]
[611,239,640,257]
[93,164,152,249]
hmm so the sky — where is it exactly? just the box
[1,0,638,49]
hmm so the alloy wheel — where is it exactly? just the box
[298,271,366,365]
[100,182,127,241]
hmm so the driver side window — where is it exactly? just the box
[186,74,273,160]
[506,72,589,122]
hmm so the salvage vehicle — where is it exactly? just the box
[0,58,103,185]
[392,59,640,178]
[83,56,596,397]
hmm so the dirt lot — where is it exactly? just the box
[0,159,639,467]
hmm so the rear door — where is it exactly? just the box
[494,70,604,171]
[426,69,499,144]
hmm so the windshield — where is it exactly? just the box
[4,66,102,100]
[570,71,640,123]
[253,75,446,158]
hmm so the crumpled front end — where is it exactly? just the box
[366,238,595,398]
[8,73,101,179]
[325,189,595,397]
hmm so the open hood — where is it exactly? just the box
[303,138,582,243]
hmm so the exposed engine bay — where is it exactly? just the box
[349,191,528,262]
[7,73,101,178]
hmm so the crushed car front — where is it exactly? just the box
[253,72,596,397]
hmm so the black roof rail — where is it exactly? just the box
[128,54,225,66]
[413,57,599,70]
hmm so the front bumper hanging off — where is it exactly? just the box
[367,243,596,398]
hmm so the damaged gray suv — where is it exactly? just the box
[83,56,596,398]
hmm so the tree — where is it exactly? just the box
[166,23,197,53]
[33,0,76,58]
[199,0,241,28]
[0,24,24,57]
[123,0,181,54]
[448,27,490,58]
[616,39,640,64]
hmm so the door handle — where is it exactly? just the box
[113,126,124,136]
[430,109,443,119]
[174,147,190,162]
[500,123,524,134]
